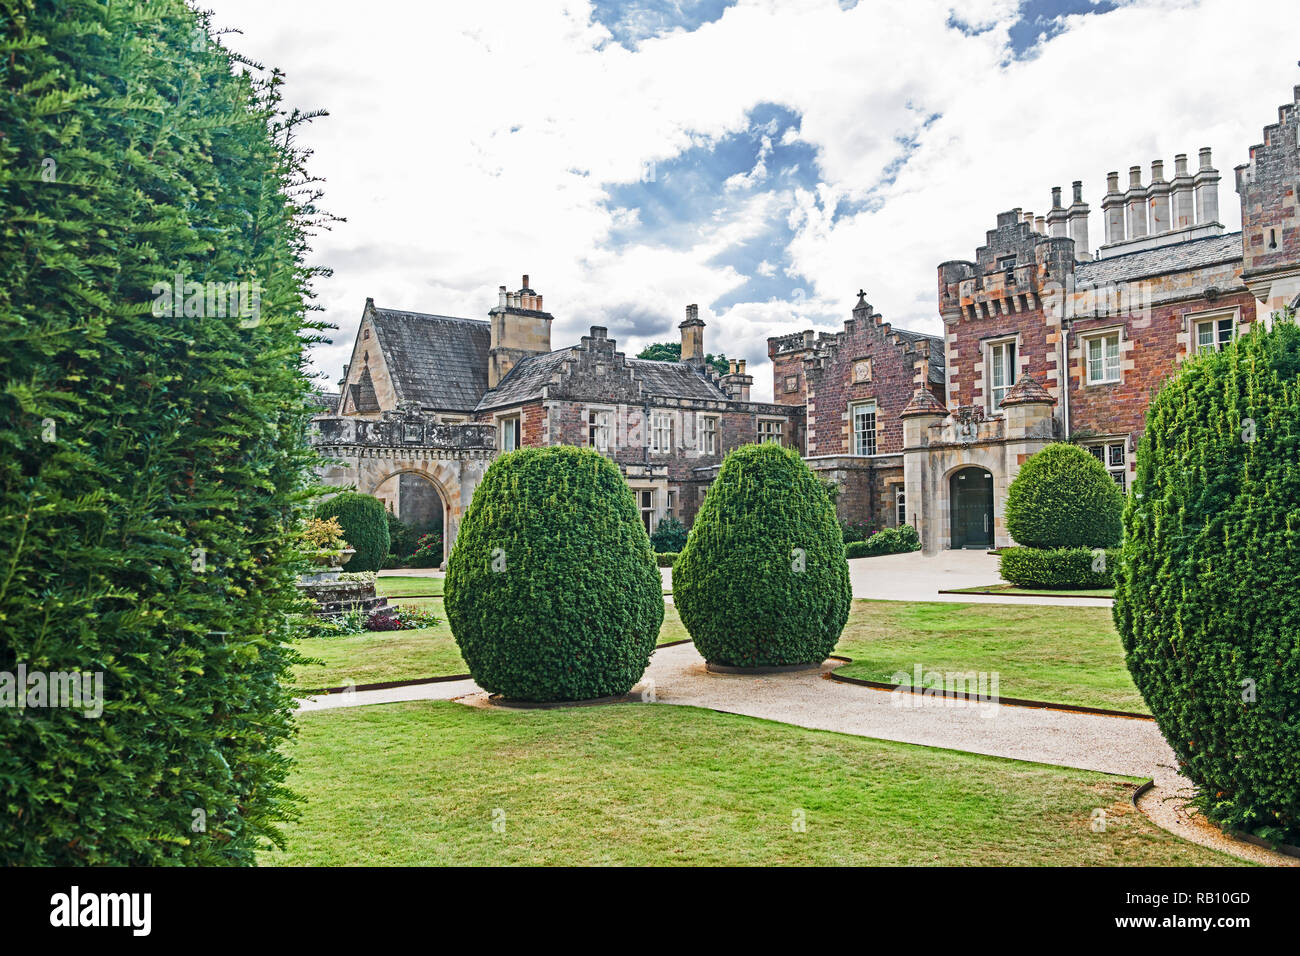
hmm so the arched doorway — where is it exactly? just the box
[949,466,993,549]
[373,470,447,564]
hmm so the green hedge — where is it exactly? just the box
[0,3,321,864]
[1005,443,1124,549]
[675,444,851,667]
[999,547,1117,589]
[649,515,687,553]
[846,524,920,558]
[444,447,662,701]
[316,492,390,572]
[1115,320,1300,843]
[655,551,679,568]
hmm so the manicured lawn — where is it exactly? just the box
[265,701,1230,866]
[832,600,1145,713]
[944,583,1114,599]
[375,575,444,598]
[293,602,689,691]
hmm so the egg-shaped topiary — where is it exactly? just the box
[674,443,851,667]
[444,446,663,701]
[1115,320,1300,844]
[315,491,390,572]
[1005,442,1124,549]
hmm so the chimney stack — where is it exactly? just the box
[1125,165,1148,239]
[721,357,752,401]
[1147,159,1171,234]
[679,303,705,367]
[1102,171,1125,244]
[1194,147,1221,224]
[1067,180,1091,261]
[489,273,554,387]
[1171,153,1195,229]
[1047,186,1068,237]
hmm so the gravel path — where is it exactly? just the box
[662,550,1112,607]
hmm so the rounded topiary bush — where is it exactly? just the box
[444,446,662,701]
[315,492,391,572]
[1005,442,1124,549]
[675,443,851,667]
[1116,320,1300,843]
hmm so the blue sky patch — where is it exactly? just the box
[589,0,738,49]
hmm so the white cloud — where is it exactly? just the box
[203,0,1300,401]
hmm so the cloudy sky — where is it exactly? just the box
[204,0,1298,400]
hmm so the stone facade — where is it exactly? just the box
[316,279,802,559]
[767,292,942,529]
[1236,85,1300,318]
[775,85,1300,551]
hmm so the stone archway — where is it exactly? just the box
[311,413,496,565]
[371,468,451,564]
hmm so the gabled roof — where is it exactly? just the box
[368,305,490,411]
[1076,232,1243,286]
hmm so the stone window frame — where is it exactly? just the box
[650,409,674,454]
[496,412,522,452]
[696,412,720,455]
[982,332,1021,415]
[850,400,877,456]
[1079,325,1125,386]
[895,486,906,526]
[1185,305,1240,355]
[586,404,615,452]
[756,417,785,446]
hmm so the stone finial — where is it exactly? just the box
[999,375,1056,406]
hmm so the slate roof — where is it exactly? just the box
[1076,232,1243,286]
[368,306,490,411]
[626,358,728,400]
[475,349,573,410]
[348,366,380,413]
[311,390,340,414]
[893,326,946,386]
[476,352,729,411]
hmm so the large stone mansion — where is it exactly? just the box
[314,84,1300,560]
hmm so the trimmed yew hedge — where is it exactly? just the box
[845,524,920,559]
[0,3,323,864]
[1115,320,1300,844]
[1005,442,1124,549]
[999,547,1117,589]
[444,446,662,701]
[316,492,390,572]
[675,443,851,667]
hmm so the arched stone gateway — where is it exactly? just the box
[310,408,496,565]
